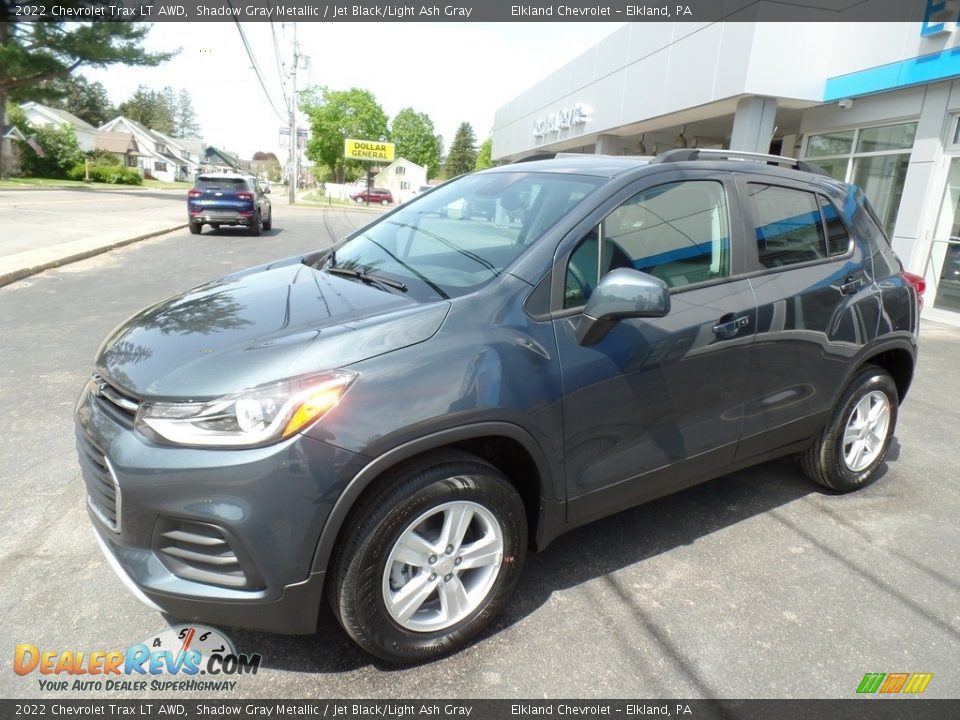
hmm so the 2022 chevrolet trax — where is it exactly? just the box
[76,149,922,663]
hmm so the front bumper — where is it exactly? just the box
[75,381,363,634]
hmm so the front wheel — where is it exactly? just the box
[380,199,389,206]
[328,452,527,664]
[801,365,898,492]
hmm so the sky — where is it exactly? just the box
[84,22,624,162]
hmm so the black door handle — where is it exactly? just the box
[713,315,750,338]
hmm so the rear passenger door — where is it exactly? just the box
[554,170,758,526]
[734,175,880,462]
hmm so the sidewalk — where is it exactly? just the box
[0,187,357,288]
[0,187,190,287]
[0,220,186,287]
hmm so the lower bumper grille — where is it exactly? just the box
[154,519,263,590]
[78,435,121,532]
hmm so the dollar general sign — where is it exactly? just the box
[344,139,395,162]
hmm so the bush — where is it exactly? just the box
[66,161,143,185]
[15,124,85,179]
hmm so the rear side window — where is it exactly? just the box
[196,177,249,191]
[748,184,827,268]
[818,195,851,256]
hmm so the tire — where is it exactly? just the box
[262,211,272,231]
[381,199,389,206]
[188,222,201,235]
[354,197,364,204]
[328,451,527,664]
[801,365,898,492]
[248,212,262,237]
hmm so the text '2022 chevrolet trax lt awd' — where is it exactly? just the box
[76,149,923,663]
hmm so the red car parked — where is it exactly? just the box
[350,187,394,206]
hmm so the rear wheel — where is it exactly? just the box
[328,452,527,664]
[188,222,201,235]
[262,210,272,231]
[801,365,898,492]
[248,212,262,237]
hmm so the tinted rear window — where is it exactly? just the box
[196,178,249,190]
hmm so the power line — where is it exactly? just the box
[227,3,287,123]
[269,17,290,109]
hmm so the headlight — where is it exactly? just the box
[136,370,357,448]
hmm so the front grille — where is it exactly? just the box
[91,373,139,426]
[77,435,121,532]
[154,519,263,590]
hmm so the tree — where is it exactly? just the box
[174,89,201,139]
[444,122,478,178]
[8,105,85,178]
[118,85,174,134]
[251,151,282,182]
[22,74,115,127]
[391,108,441,179]
[301,86,389,184]
[0,6,175,176]
[475,138,493,171]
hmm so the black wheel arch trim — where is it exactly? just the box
[840,337,917,407]
[310,421,557,576]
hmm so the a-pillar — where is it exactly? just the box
[729,96,777,153]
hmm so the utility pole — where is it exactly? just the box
[288,23,298,205]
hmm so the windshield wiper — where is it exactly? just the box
[324,266,407,292]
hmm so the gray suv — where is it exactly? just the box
[75,150,923,663]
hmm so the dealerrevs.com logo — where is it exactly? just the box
[14,625,261,692]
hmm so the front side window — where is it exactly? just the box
[748,184,827,268]
[329,171,604,301]
[564,180,731,307]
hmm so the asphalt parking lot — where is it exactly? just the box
[1,204,957,699]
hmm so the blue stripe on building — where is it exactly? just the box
[824,47,960,101]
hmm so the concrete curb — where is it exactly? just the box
[0,223,187,288]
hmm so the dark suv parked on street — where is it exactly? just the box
[76,150,922,663]
[188,173,272,236]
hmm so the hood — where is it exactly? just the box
[95,262,450,398]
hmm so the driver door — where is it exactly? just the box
[553,171,757,526]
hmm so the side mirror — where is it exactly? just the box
[575,268,670,346]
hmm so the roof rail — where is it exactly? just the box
[513,153,558,163]
[653,148,829,176]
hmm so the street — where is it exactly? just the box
[1,202,958,699]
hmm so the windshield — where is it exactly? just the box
[326,171,604,301]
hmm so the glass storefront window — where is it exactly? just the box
[851,154,910,236]
[805,130,855,158]
[812,157,848,181]
[856,123,917,153]
[930,157,960,313]
[802,122,917,236]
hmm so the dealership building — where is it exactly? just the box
[492,22,960,324]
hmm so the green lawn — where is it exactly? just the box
[0,177,192,190]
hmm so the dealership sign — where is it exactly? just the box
[344,139,395,162]
[533,104,592,138]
